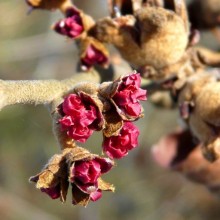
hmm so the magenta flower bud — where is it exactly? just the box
[113,73,147,118]
[103,122,140,159]
[81,45,109,71]
[70,157,113,201]
[59,93,101,143]
[54,7,83,38]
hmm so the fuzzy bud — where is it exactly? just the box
[90,7,188,71]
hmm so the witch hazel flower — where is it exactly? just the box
[80,37,109,71]
[103,122,140,159]
[59,92,102,143]
[54,7,84,38]
[81,45,108,70]
[70,157,113,202]
[99,72,147,120]
[113,73,147,119]
[66,147,114,205]
[30,147,115,206]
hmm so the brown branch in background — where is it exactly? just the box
[188,0,220,30]
[152,129,220,196]
[177,71,220,161]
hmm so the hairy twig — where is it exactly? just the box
[0,69,100,111]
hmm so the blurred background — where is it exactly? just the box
[1,0,220,220]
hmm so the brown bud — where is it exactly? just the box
[178,72,220,161]
[90,6,188,71]
[134,7,188,69]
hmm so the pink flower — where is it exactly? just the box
[103,122,140,159]
[81,45,109,70]
[113,73,147,118]
[59,93,101,143]
[70,157,113,202]
[54,7,83,38]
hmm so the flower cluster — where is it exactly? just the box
[52,4,109,70]
[26,1,110,71]
[31,73,146,206]
[23,0,220,207]
[59,73,146,159]
[30,147,114,205]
